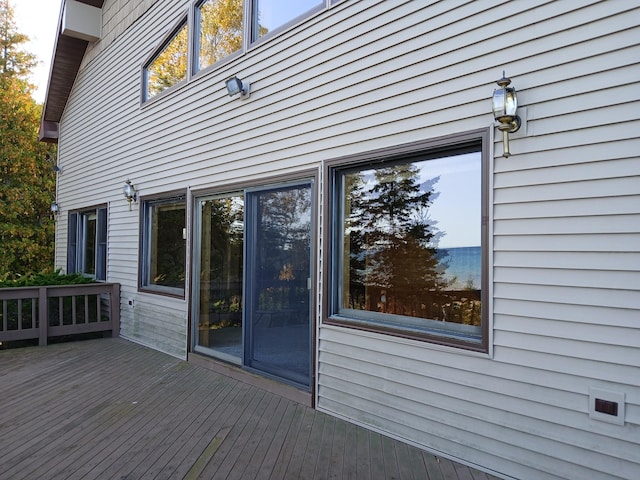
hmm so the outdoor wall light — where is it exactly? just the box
[492,71,521,158]
[225,76,250,98]
[123,179,137,210]
[50,202,60,216]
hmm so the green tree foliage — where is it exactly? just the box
[0,0,57,281]
[0,270,94,288]
[0,0,35,78]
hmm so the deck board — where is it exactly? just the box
[0,338,502,479]
[368,430,386,480]
[327,411,347,479]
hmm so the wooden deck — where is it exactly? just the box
[0,337,501,480]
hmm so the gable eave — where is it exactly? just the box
[38,0,105,143]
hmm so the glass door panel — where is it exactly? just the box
[195,195,244,362]
[245,182,313,388]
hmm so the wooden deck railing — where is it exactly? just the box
[0,283,120,346]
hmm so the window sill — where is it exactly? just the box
[324,315,487,354]
[138,286,185,300]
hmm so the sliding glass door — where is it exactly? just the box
[245,182,313,387]
[194,180,313,388]
[195,194,244,363]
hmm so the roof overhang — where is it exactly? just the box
[39,0,105,143]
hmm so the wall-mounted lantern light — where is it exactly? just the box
[225,76,250,98]
[492,71,521,158]
[123,179,137,210]
[50,202,60,216]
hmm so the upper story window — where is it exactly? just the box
[251,0,323,41]
[326,131,489,352]
[144,21,188,100]
[143,1,346,100]
[195,0,244,73]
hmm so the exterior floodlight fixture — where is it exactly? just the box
[50,202,60,216]
[492,71,521,158]
[226,76,250,98]
[123,179,137,210]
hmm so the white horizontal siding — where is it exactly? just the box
[494,298,637,330]
[119,294,187,359]
[319,327,640,480]
[54,0,640,479]
[494,234,640,253]
[495,266,639,290]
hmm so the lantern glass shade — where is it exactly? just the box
[492,86,518,121]
[123,181,136,201]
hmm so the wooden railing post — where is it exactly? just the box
[38,286,48,346]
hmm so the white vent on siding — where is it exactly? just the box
[588,387,625,426]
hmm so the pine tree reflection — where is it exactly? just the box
[344,162,480,327]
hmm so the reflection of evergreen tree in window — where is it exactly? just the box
[257,188,311,311]
[207,198,243,319]
[209,197,242,282]
[156,207,185,287]
[347,163,450,317]
[198,0,244,69]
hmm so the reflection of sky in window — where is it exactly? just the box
[422,152,481,248]
[256,0,321,34]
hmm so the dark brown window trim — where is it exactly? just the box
[322,129,490,353]
[188,169,319,399]
[67,203,109,282]
[138,190,188,300]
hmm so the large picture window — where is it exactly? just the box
[141,195,186,296]
[67,206,107,281]
[327,133,488,351]
[144,20,188,100]
[195,0,243,73]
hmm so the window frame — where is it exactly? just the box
[141,1,351,101]
[193,0,245,76]
[139,192,188,298]
[142,16,189,102]
[323,130,490,352]
[67,205,108,281]
[249,0,325,45]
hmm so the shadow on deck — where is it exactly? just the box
[0,337,501,479]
